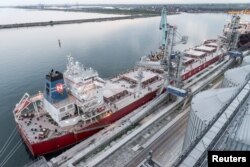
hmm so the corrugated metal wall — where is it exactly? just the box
[182,106,207,150]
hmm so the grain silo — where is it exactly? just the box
[242,56,250,66]
[221,65,250,87]
[225,97,250,150]
[183,87,237,150]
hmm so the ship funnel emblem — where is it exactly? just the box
[56,83,64,94]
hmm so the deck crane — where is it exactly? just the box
[158,8,188,96]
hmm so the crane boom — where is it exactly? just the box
[160,8,168,48]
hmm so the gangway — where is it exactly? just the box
[13,92,43,119]
[13,93,31,114]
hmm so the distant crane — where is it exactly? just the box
[221,14,243,60]
[227,15,241,51]
[226,8,250,51]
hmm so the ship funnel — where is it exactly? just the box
[45,70,67,103]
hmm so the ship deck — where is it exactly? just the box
[16,40,222,144]
[17,110,66,143]
[182,49,222,75]
[17,68,165,143]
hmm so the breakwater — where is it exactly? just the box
[0,15,157,29]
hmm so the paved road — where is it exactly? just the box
[125,111,189,167]
[153,118,187,167]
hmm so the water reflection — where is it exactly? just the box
[0,12,240,167]
[0,8,123,25]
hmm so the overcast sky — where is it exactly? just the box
[0,0,249,6]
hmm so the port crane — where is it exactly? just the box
[158,8,188,96]
[225,8,250,52]
[220,14,248,60]
[159,8,168,48]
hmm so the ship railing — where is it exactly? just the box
[29,92,43,102]
[76,97,98,107]
[79,104,110,122]
[82,102,101,115]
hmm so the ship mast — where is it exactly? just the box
[136,68,144,97]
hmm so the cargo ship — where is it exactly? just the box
[14,57,166,156]
[13,10,230,156]
[13,39,223,156]
[139,39,223,81]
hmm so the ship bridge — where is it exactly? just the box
[64,55,105,107]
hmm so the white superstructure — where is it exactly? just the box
[64,56,105,103]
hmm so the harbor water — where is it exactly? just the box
[0,9,236,167]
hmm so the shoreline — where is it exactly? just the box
[0,15,159,29]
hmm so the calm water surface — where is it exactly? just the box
[0,8,123,25]
[0,10,238,167]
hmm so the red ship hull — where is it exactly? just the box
[181,55,220,80]
[18,90,159,156]
[17,55,221,156]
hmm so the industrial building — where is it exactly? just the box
[183,60,250,151]
[221,64,250,87]
[182,87,237,149]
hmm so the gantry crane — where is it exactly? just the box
[158,8,188,95]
